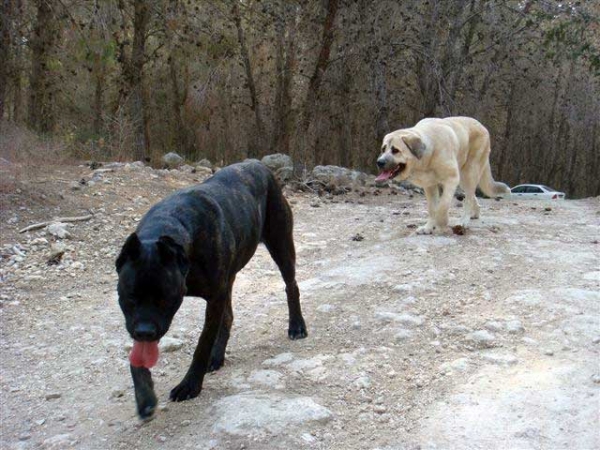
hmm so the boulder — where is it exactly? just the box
[261,153,293,172]
[196,158,213,170]
[194,166,214,178]
[211,391,332,436]
[162,152,184,169]
[311,165,367,187]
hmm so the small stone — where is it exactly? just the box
[70,261,85,270]
[466,330,496,348]
[394,329,413,342]
[262,352,294,367]
[354,376,372,389]
[248,370,285,389]
[373,405,387,414]
[544,349,554,356]
[592,337,600,344]
[301,433,316,443]
[159,337,184,352]
[46,223,71,239]
[42,433,72,448]
[592,374,600,384]
[111,389,125,399]
[482,352,518,366]
[310,200,320,208]
[506,319,525,334]
[484,321,504,332]
[45,392,61,400]
[316,304,335,313]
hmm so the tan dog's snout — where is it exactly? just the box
[377,154,394,170]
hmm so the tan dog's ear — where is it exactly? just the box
[402,135,426,159]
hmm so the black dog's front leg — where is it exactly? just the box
[131,365,158,419]
[169,298,225,402]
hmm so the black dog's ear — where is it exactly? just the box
[116,233,141,273]
[402,135,427,159]
[157,236,189,275]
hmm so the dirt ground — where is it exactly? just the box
[1,162,599,450]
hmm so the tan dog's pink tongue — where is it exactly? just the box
[129,341,159,368]
[376,170,393,181]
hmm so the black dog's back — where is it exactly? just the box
[137,161,283,278]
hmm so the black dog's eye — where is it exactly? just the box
[391,147,399,155]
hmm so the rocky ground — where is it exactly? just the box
[1,161,599,450]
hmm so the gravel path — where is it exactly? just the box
[1,163,599,450]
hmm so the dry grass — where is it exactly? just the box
[0,122,78,216]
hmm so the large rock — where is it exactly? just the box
[311,165,367,187]
[211,391,332,436]
[196,158,213,170]
[162,152,184,168]
[261,153,293,172]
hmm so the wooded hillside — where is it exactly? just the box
[1,0,599,197]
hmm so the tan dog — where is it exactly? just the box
[376,116,509,234]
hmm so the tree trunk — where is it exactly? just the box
[128,0,150,161]
[233,1,265,159]
[28,0,58,133]
[445,0,480,109]
[93,69,104,135]
[270,16,285,154]
[301,0,340,164]
[164,0,195,157]
[0,0,11,121]
[497,81,516,180]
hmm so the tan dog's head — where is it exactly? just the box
[376,132,426,182]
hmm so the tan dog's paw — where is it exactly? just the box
[416,224,435,235]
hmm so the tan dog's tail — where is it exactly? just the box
[479,161,510,197]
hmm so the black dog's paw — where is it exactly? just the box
[134,385,157,420]
[137,395,157,421]
[288,319,308,340]
[207,357,225,373]
[169,378,202,402]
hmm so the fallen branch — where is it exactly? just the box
[19,214,93,233]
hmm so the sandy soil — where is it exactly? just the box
[1,162,599,450]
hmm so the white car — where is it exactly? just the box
[510,184,565,200]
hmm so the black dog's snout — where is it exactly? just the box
[133,322,158,341]
[377,158,386,168]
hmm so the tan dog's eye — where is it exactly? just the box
[391,147,399,155]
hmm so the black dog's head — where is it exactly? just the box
[116,233,189,342]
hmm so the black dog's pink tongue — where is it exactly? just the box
[376,170,394,181]
[130,341,159,368]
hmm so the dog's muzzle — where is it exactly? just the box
[133,321,159,341]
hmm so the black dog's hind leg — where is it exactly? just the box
[263,190,307,340]
[169,295,226,401]
[208,279,234,372]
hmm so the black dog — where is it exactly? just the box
[116,161,307,419]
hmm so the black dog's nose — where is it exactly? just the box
[133,322,158,341]
[377,159,386,168]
